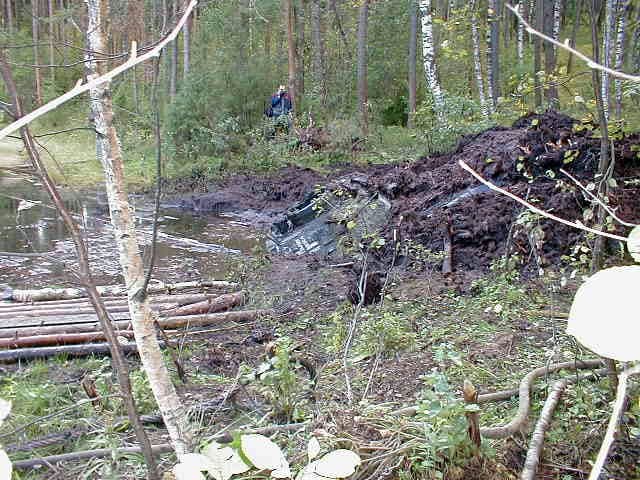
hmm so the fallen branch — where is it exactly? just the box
[389,360,604,439]
[480,360,603,439]
[458,160,627,242]
[9,280,238,302]
[520,379,568,480]
[11,423,308,470]
[588,363,640,480]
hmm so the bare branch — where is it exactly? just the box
[559,168,639,228]
[506,3,640,83]
[0,0,198,143]
[457,160,628,242]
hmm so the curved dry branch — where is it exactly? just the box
[480,359,603,439]
[520,379,568,480]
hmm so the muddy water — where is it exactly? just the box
[0,145,262,289]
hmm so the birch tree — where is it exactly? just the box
[602,0,618,119]
[614,0,630,119]
[419,0,445,113]
[517,2,525,63]
[486,0,500,110]
[471,0,489,116]
[407,0,418,128]
[285,0,297,109]
[84,0,193,456]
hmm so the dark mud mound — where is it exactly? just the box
[370,111,640,271]
[173,166,327,221]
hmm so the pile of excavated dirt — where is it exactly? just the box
[177,112,640,273]
[368,111,640,271]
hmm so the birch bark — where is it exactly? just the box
[419,0,445,112]
[84,0,193,456]
[602,0,618,119]
[471,0,488,116]
[357,0,369,135]
[517,2,524,63]
[614,0,630,119]
[408,0,418,127]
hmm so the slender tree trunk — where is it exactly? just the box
[357,0,369,135]
[84,0,193,457]
[183,13,191,79]
[47,0,54,82]
[296,0,305,100]
[553,0,562,52]
[420,0,445,113]
[602,0,617,119]
[614,0,629,119]
[471,0,488,116]
[632,6,640,71]
[329,0,350,55]
[0,47,160,480]
[265,11,272,58]
[407,0,418,128]
[170,0,178,98]
[488,0,500,108]
[544,0,559,105]
[285,0,297,111]
[567,0,582,72]
[5,0,13,33]
[517,2,525,63]
[32,0,44,106]
[310,0,327,105]
[534,0,543,108]
[589,0,611,273]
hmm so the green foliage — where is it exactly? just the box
[408,372,488,478]
[415,94,495,154]
[356,307,416,357]
[252,338,312,422]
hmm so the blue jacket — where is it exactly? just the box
[270,92,292,116]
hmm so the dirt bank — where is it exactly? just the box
[177,112,640,272]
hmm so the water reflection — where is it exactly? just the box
[0,181,262,288]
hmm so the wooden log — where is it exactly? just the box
[0,309,272,342]
[0,342,144,361]
[0,302,178,320]
[0,312,132,329]
[9,280,238,302]
[160,292,244,316]
[0,293,216,313]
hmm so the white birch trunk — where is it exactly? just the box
[614,0,629,119]
[517,3,524,63]
[485,1,496,113]
[471,1,488,117]
[84,0,193,457]
[419,0,445,113]
[602,0,617,120]
[552,0,561,54]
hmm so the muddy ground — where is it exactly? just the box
[4,112,639,479]
[178,111,640,274]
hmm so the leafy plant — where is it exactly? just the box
[0,399,12,479]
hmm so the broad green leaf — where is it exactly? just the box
[0,449,11,480]
[271,462,292,478]
[307,437,321,462]
[296,463,325,480]
[313,449,361,478]
[567,266,640,361]
[0,399,11,427]
[240,434,288,472]
[628,226,640,263]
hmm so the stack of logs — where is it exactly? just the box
[0,280,271,362]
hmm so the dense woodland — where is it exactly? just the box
[0,0,640,480]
